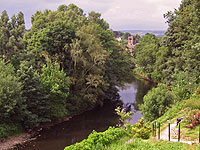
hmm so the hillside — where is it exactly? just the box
[121,30,165,37]
[64,0,200,149]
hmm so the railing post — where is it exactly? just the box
[178,123,180,142]
[168,123,170,141]
[158,122,160,140]
[152,123,154,136]
[199,126,200,143]
[155,122,156,137]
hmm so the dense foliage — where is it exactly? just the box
[132,118,151,139]
[0,4,134,138]
[64,127,126,150]
[134,0,200,121]
[0,59,22,121]
[140,84,175,121]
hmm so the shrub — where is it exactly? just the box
[140,83,175,121]
[115,107,133,130]
[64,127,126,150]
[132,118,151,139]
[0,123,22,139]
[183,109,200,128]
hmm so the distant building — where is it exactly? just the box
[116,37,122,42]
[127,36,136,56]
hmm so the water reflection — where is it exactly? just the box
[118,79,153,124]
[15,78,153,150]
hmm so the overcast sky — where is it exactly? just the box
[0,0,182,31]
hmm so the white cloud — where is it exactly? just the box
[0,0,182,30]
[101,0,181,30]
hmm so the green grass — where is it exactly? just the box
[107,137,200,150]
[64,90,200,150]
[185,96,200,109]
[151,93,200,141]
[149,100,187,134]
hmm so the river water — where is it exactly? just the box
[15,78,153,150]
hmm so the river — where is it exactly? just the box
[15,78,153,150]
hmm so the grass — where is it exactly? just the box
[108,92,200,150]
[64,89,200,150]
[178,119,200,140]
[150,93,200,142]
[106,137,200,150]
[185,96,200,109]
[149,100,187,134]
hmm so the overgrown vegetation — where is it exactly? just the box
[0,4,134,138]
[65,0,200,149]
[107,138,199,150]
[134,0,200,121]
[132,118,151,139]
[1,1,200,149]
[64,127,126,150]
[64,108,152,150]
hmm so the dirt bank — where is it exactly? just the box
[0,106,94,150]
[0,133,32,150]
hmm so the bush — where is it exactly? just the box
[115,107,133,130]
[0,123,22,139]
[64,127,126,150]
[140,83,175,121]
[0,60,22,121]
[183,109,200,128]
[132,118,151,139]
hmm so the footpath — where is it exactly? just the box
[160,120,196,145]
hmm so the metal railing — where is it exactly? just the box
[152,122,200,143]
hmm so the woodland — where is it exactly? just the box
[0,0,200,146]
[134,0,200,121]
[0,4,134,138]
[65,0,200,149]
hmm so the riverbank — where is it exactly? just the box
[3,78,152,150]
[0,133,32,150]
[0,106,94,150]
[133,72,157,84]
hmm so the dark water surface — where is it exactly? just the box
[16,78,153,150]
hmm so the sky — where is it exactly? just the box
[0,0,182,31]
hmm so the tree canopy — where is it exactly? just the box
[0,4,134,137]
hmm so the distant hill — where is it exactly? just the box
[121,30,166,37]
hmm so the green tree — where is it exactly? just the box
[0,11,25,68]
[17,61,50,128]
[68,24,108,109]
[123,32,131,40]
[40,60,71,118]
[164,0,200,84]
[25,3,136,114]
[134,33,159,78]
[0,59,22,121]
[0,10,9,57]
[170,70,197,101]
[140,84,175,121]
